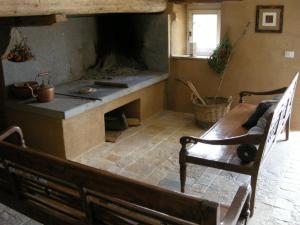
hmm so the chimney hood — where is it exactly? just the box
[0,0,168,17]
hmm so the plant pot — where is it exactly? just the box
[192,96,232,129]
[10,81,39,99]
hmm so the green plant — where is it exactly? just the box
[208,34,232,75]
[208,22,250,99]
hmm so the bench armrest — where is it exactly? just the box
[180,134,263,148]
[0,126,26,147]
[239,87,287,103]
[221,184,251,225]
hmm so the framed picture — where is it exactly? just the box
[255,5,284,33]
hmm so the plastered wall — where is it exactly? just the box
[168,0,300,130]
[169,3,187,55]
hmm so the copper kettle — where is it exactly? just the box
[27,72,55,103]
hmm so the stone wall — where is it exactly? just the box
[134,14,169,72]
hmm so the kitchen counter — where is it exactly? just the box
[6,72,169,119]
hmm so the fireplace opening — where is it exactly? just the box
[95,14,146,76]
[84,13,169,79]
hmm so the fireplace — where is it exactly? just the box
[91,13,169,78]
[2,13,169,89]
[1,12,169,158]
[92,11,171,141]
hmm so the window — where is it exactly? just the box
[188,5,221,57]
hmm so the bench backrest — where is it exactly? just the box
[257,73,298,166]
[0,141,220,225]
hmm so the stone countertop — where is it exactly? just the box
[6,72,169,119]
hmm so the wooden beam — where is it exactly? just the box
[171,0,241,3]
[0,0,168,17]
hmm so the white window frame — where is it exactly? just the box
[187,4,221,57]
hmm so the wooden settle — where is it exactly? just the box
[179,73,299,217]
[0,126,251,225]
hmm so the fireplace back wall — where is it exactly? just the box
[96,13,169,74]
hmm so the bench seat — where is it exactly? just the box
[187,103,256,167]
[0,126,252,225]
[179,73,299,218]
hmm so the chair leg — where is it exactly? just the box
[180,163,186,193]
[285,117,290,141]
[250,175,257,217]
[179,155,186,193]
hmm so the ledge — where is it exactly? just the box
[171,55,209,60]
[6,72,169,120]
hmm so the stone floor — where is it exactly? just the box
[1,111,300,225]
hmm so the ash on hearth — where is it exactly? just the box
[83,53,145,80]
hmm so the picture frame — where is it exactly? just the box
[255,5,284,33]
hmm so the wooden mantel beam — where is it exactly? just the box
[170,0,242,3]
[0,0,168,17]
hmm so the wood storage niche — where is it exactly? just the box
[105,99,141,142]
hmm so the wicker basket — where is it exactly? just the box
[192,95,232,129]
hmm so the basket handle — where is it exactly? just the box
[191,93,207,105]
[186,81,207,105]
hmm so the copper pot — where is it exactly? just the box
[11,81,39,99]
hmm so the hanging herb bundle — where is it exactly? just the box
[208,34,232,75]
[7,37,34,62]
[5,28,34,63]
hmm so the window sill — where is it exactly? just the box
[171,54,209,60]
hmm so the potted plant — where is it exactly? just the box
[178,22,250,128]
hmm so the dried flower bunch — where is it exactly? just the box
[208,34,232,75]
[7,36,34,62]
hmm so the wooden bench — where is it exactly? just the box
[0,127,251,225]
[179,73,299,217]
